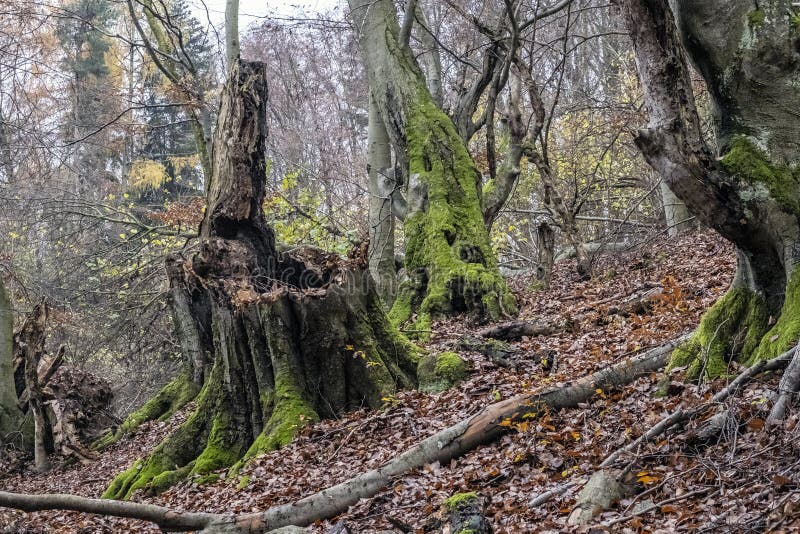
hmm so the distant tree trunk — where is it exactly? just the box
[348,0,516,336]
[536,222,555,288]
[104,61,418,500]
[659,181,692,237]
[0,279,25,446]
[367,93,397,304]
[620,0,800,379]
[224,0,240,68]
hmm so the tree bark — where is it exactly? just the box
[367,93,397,304]
[659,181,692,237]
[104,60,418,500]
[619,0,800,379]
[348,0,516,336]
[0,278,25,446]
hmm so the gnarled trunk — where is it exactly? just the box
[619,0,800,379]
[348,0,516,337]
[104,61,417,499]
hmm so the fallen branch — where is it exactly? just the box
[601,487,714,528]
[0,337,687,532]
[0,491,216,531]
[600,347,794,469]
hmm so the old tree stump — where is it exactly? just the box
[104,61,418,499]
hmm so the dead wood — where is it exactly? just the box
[478,320,561,340]
[606,287,664,316]
[441,493,492,534]
[458,336,520,368]
[0,491,216,532]
[0,337,685,531]
[599,346,793,469]
[16,302,51,472]
[17,346,64,409]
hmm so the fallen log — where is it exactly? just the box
[0,337,687,532]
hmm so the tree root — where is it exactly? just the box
[768,341,800,424]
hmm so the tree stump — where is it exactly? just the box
[104,61,418,499]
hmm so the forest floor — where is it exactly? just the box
[2,230,800,533]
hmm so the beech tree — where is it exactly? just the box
[348,0,517,335]
[100,9,418,494]
[619,0,800,378]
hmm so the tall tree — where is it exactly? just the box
[348,0,516,335]
[618,0,800,378]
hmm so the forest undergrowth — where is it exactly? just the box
[3,231,799,532]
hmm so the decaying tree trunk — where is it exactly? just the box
[619,0,800,379]
[348,0,516,336]
[0,278,25,446]
[103,60,418,500]
[16,302,51,472]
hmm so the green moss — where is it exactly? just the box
[236,475,251,490]
[190,409,243,475]
[434,352,469,382]
[150,464,193,493]
[418,351,469,393]
[444,492,478,511]
[748,270,800,363]
[93,373,198,450]
[669,287,769,380]
[241,372,318,461]
[104,365,222,499]
[722,136,800,214]
[791,13,800,29]
[193,473,220,485]
[748,9,766,27]
[385,29,516,329]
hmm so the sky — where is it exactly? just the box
[190,0,341,30]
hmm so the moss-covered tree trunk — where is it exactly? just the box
[348,0,516,336]
[620,0,800,379]
[104,61,417,499]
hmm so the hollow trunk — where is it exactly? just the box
[0,279,25,446]
[620,0,800,379]
[104,61,417,499]
[348,0,516,336]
